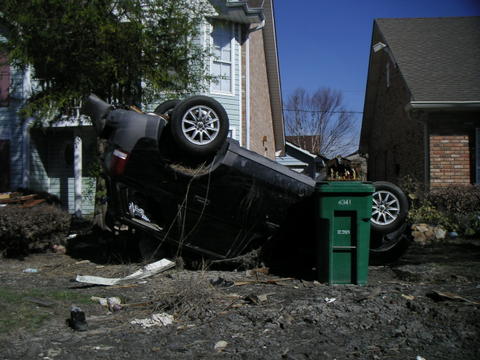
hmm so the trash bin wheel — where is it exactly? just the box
[170,96,229,156]
[371,181,409,234]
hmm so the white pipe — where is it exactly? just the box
[74,135,82,217]
[21,117,34,188]
[21,66,34,188]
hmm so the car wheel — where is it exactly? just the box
[170,96,229,156]
[369,223,412,265]
[153,99,180,118]
[371,181,409,234]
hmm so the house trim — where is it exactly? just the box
[238,24,243,146]
[209,21,236,97]
[262,0,284,152]
[406,101,480,112]
[245,35,251,149]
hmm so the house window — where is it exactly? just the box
[211,21,233,94]
[0,53,10,107]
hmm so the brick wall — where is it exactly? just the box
[248,27,276,159]
[364,57,425,184]
[430,135,471,187]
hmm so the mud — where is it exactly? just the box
[0,239,479,360]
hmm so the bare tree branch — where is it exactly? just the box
[284,87,358,157]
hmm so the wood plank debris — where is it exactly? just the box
[0,192,47,208]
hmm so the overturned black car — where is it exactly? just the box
[82,94,411,268]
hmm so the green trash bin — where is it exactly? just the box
[315,181,374,285]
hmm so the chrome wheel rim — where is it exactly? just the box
[181,105,220,145]
[371,190,400,226]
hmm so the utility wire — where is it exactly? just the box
[283,108,363,114]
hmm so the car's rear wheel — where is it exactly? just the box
[170,96,229,156]
[371,181,409,234]
[369,223,412,265]
[154,99,180,118]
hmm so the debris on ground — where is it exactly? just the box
[130,313,174,328]
[411,223,447,245]
[1,242,479,359]
[52,244,66,254]
[426,290,480,305]
[75,258,175,285]
[214,340,228,352]
[22,268,39,273]
[233,277,293,286]
[245,267,270,277]
[209,277,234,288]
[0,192,46,208]
[244,293,269,305]
[91,296,123,311]
[68,306,88,331]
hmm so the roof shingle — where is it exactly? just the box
[376,16,480,101]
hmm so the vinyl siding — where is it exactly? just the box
[0,62,29,190]
[29,127,97,215]
[207,21,242,144]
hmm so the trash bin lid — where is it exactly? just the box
[315,181,375,193]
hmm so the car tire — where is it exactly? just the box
[170,96,229,156]
[153,99,180,118]
[369,222,412,265]
[371,181,409,234]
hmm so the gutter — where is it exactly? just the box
[406,101,480,112]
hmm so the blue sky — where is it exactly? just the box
[275,0,480,125]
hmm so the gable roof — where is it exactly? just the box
[376,16,480,102]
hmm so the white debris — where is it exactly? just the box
[214,340,228,352]
[130,313,174,328]
[128,202,151,222]
[416,356,426,360]
[91,296,122,311]
[76,258,175,286]
[325,297,336,303]
[23,268,39,273]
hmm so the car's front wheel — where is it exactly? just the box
[170,96,229,157]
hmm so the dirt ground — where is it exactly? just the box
[0,236,479,360]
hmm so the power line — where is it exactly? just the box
[283,108,364,114]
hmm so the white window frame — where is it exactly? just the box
[209,20,235,96]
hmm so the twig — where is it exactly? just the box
[233,278,294,286]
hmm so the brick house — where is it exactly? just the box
[359,16,480,187]
[0,0,285,214]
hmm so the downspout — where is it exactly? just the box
[74,132,82,217]
[21,117,34,188]
[21,66,33,188]
[245,36,251,149]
